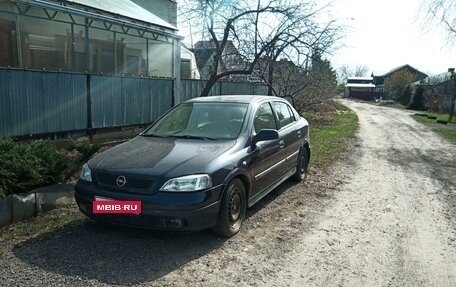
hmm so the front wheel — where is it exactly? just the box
[212,178,247,237]
[291,148,309,182]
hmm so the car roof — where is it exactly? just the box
[186,95,282,104]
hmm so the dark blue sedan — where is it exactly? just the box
[75,95,310,237]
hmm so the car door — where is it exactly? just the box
[250,102,284,195]
[271,101,301,175]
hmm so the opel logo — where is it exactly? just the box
[116,176,127,187]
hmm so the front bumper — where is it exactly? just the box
[75,180,223,230]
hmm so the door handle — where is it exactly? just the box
[297,131,302,138]
[279,140,285,148]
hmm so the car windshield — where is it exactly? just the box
[143,102,249,140]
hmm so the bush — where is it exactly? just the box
[407,86,425,110]
[0,138,103,198]
[399,85,412,106]
[68,139,101,164]
[0,139,71,198]
[65,139,102,178]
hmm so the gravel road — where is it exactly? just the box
[1,100,455,287]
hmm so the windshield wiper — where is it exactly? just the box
[174,135,217,141]
[141,133,170,138]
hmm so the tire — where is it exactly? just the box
[291,148,309,182]
[212,178,247,237]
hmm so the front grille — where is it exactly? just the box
[95,172,153,193]
[78,202,184,229]
[92,213,164,228]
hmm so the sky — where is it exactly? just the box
[177,0,455,77]
[328,0,455,76]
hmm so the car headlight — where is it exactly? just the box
[80,163,92,182]
[160,174,212,192]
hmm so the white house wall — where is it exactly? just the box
[181,47,201,79]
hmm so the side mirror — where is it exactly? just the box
[252,129,278,146]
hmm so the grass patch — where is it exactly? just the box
[413,112,456,124]
[308,104,359,167]
[436,129,456,142]
[412,112,456,143]
[377,102,406,109]
[0,205,84,247]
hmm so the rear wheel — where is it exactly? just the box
[212,178,246,237]
[291,148,309,182]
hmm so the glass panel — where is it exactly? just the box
[53,11,75,24]
[148,40,173,77]
[73,24,87,72]
[181,59,191,79]
[89,26,115,74]
[0,12,18,67]
[116,33,147,76]
[20,15,72,71]
[22,5,47,19]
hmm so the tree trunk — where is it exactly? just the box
[267,59,274,96]
[448,90,456,123]
[449,72,456,123]
[200,74,219,97]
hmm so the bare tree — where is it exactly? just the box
[256,49,338,113]
[338,64,369,82]
[420,0,456,43]
[353,65,369,77]
[259,18,341,96]
[292,52,338,113]
[180,0,341,97]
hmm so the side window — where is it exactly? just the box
[254,103,277,133]
[287,105,297,122]
[272,102,295,128]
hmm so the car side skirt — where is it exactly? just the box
[254,150,299,181]
[247,167,296,208]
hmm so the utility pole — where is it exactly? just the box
[449,69,456,123]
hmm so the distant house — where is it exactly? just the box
[373,64,428,98]
[345,77,377,100]
[192,40,253,81]
[411,68,455,113]
[181,45,200,79]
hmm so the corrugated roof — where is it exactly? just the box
[66,0,176,30]
[347,77,373,81]
[345,83,375,88]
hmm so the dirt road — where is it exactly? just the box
[270,100,456,286]
[1,100,455,287]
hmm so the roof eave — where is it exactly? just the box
[14,0,182,40]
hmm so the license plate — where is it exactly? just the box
[94,196,114,201]
[92,198,142,214]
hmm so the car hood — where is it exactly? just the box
[90,136,236,177]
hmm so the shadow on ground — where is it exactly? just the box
[13,220,226,285]
[386,147,456,231]
[386,147,456,191]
